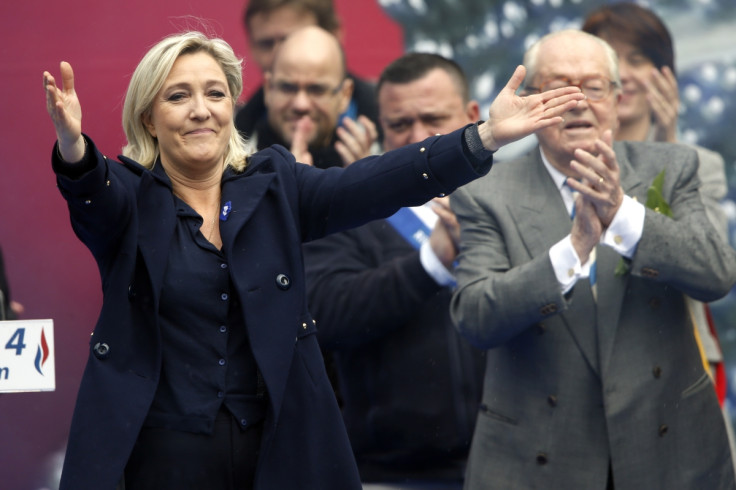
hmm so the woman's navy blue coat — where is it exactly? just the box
[53,127,489,490]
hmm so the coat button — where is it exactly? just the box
[641,267,659,278]
[93,342,111,359]
[536,323,546,335]
[547,395,558,407]
[536,452,549,465]
[658,424,668,437]
[540,304,557,315]
[276,273,291,290]
[652,366,662,378]
[128,284,136,301]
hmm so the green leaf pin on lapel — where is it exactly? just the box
[644,168,673,218]
[615,168,672,276]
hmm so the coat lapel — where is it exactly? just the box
[136,165,176,302]
[509,152,602,374]
[219,169,275,253]
[509,166,570,259]
[220,169,297,423]
[596,146,645,373]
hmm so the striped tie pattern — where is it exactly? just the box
[565,182,597,299]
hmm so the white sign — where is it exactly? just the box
[0,319,55,392]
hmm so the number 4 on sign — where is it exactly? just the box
[5,327,26,355]
[0,320,55,392]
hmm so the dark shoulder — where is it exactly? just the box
[244,144,297,175]
[348,72,379,125]
[117,155,148,176]
[234,85,266,137]
[350,74,376,103]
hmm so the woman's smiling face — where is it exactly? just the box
[144,51,233,173]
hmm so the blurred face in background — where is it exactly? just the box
[247,6,318,73]
[378,68,479,151]
[264,27,352,148]
[597,36,654,131]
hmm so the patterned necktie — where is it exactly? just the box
[564,182,597,299]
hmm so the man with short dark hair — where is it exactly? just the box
[304,53,484,489]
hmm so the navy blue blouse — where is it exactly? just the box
[143,164,266,435]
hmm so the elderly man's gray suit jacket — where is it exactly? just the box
[451,140,736,490]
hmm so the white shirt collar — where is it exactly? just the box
[539,148,568,192]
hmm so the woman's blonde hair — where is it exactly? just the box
[122,31,250,171]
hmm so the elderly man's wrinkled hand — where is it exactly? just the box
[568,130,624,228]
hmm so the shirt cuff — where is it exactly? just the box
[420,240,456,287]
[600,195,644,258]
[549,235,591,293]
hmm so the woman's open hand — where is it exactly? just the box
[44,61,85,162]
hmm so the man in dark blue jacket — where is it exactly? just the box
[304,53,485,488]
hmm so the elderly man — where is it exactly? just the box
[450,29,736,489]
[247,25,376,168]
[303,53,484,488]
[237,0,378,165]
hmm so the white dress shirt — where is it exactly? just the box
[540,150,646,293]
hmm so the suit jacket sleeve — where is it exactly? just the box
[52,135,136,261]
[626,144,736,301]
[691,144,729,242]
[449,181,567,348]
[304,223,442,349]
[292,125,492,242]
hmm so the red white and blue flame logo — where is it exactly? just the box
[34,328,50,376]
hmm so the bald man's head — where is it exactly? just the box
[264,26,353,148]
[273,26,346,79]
